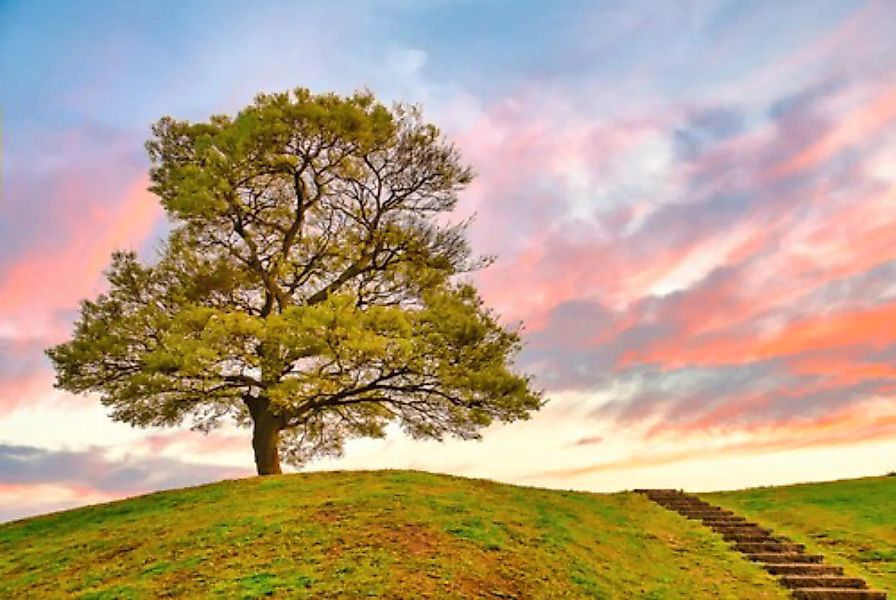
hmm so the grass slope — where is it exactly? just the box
[708,474,896,593]
[0,470,787,599]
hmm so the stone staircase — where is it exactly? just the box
[637,489,888,599]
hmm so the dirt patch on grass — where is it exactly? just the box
[384,523,440,557]
[311,510,341,526]
[311,518,527,598]
[380,523,526,598]
[99,541,142,560]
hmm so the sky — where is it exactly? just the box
[2,0,896,522]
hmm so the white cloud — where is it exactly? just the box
[386,47,428,76]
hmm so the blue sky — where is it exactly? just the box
[2,0,896,521]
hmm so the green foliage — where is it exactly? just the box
[0,471,791,599]
[46,87,543,469]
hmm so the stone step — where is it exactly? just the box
[778,576,867,589]
[660,503,712,510]
[701,517,749,525]
[722,532,785,543]
[679,512,736,520]
[685,508,738,515]
[636,490,885,599]
[733,542,806,553]
[746,553,824,564]
[706,519,760,527]
[791,589,887,600]
[764,564,844,576]
[709,520,766,527]
[711,525,772,536]
[652,497,705,502]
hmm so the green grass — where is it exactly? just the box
[707,474,896,592]
[0,470,788,599]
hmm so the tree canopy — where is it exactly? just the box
[47,88,544,475]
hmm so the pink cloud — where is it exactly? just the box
[0,372,55,415]
[467,88,896,336]
[0,482,124,522]
[537,399,896,479]
[0,168,164,417]
[787,353,896,388]
[136,431,248,456]
[0,443,252,522]
[623,301,896,368]
[0,174,164,341]
[457,61,896,461]
[770,85,896,179]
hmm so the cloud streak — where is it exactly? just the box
[0,444,249,521]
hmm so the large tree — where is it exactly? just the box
[47,88,543,475]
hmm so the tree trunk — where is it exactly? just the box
[250,400,283,475]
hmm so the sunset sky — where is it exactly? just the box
[2,0,896,522]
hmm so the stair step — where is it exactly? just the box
[702,517,749,524]
[722,532,784,543]
[690,510,740,516]
[746,553,824,564]
[635,490,885,599]
[791,589,887,600]
[764,564,844,576]
[711,526,771,536]
[734,542,805,553]
[779,576,867,589]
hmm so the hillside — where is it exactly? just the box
[0,470,787,599]
[708,474,896,593]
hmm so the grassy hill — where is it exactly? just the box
[0,470,789,599]
[3,471,894,599]
[708,474,896,593]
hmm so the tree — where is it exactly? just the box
[47,88,544,475]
